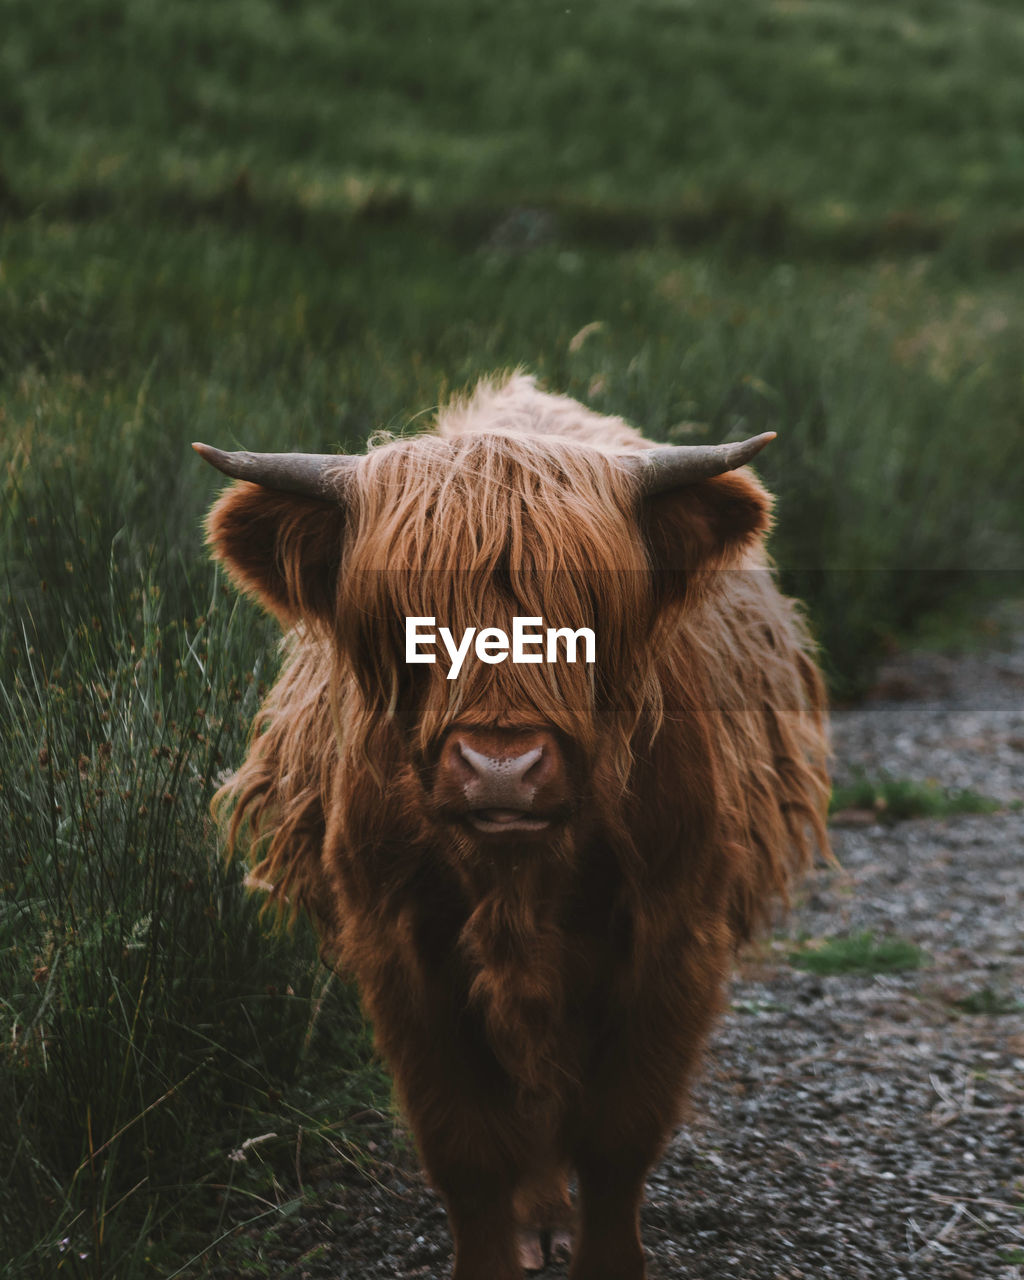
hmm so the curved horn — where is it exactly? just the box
[191,443,356,501]
[634,432,776,497]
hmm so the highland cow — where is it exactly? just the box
[195,375,829,1280]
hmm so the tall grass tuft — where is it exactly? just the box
[0,485,386,1277]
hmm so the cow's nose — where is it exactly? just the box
[458,742,543,788]
[438,730,560,810]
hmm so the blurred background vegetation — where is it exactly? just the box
[2,0,1023,1274]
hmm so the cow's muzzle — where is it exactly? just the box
[433,727,572,835]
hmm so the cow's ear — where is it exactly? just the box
[205,481,345,625]
[641,469,772,606]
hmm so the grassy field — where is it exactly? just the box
[3,1,1024,1274]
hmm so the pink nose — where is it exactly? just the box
[437,729,563,811]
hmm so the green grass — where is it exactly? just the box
[7,0,1024,261]
[789,932,927,976]
[830,775,1003,822]
[3,0,1024,1273]
[0,494,389,1276]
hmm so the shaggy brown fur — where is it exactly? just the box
[205,374,830,1280]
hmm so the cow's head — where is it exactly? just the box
[199,382,772,858]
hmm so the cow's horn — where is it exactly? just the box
[634,433,776,496]
[192,444,356,501]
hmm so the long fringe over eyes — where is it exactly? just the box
[336,431,661,781]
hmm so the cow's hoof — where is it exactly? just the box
[517,1228,546,1272]
[518,1227,574,1271]
[549,1229,573,1265]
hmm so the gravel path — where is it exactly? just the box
[232,620,1024,1280]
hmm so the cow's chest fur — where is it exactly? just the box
[449,843,627,1099]
[336,832,635,1106]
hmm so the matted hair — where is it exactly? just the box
[211,374,829,966]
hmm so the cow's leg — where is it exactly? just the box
[568,1143,651,1280]
[395,1092,524,1280]
[568,964,722,1280]
[352,942,527,1278]
[434,1165,521,1280]
[372,1041,524,1278]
